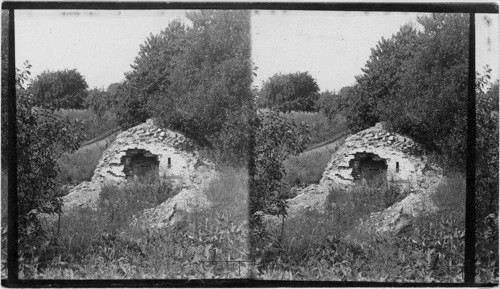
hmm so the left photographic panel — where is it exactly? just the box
[5,9,252,279]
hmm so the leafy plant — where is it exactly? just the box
[15,63,85,240]
[250,110,309,258]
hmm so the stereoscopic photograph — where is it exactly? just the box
[1,3,498,285]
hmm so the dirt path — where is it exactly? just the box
[300,136,347,158]
[78,132,117,151]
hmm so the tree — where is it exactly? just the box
[249,111,309,255]
[113,20,188,129]
[116,10,253,165]
[259,72,320,113]
[2,11,84,239]
[84,88,109,117]
[316,86,353,119]
[29,69,88,110]
[476,73,499,221]
[382,14,469,170]
[343,23,418,132]
[13,64,85,240]
[342,14,469,170]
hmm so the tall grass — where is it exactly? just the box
[56,137,114,186]
[256,174,472,282]
[283,147,338,188]
[18,167,250,279]
[280,111,348,189]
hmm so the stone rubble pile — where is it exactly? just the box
[283,122,445,233]
[63,119,217,226]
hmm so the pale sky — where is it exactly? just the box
[15,10,499,92]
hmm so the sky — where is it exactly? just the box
[15,10,499,92]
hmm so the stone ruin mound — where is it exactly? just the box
[63,119,216,227]
[285,122,445,233]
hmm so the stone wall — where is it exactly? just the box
[92,119,197,184]
[319,122,442,194]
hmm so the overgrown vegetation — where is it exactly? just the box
[115,10,253,167]
[12,169,250,279]
[56,136,115,186]
[249,110,309,256]
[253,175,472,282]
[283,147,336,189]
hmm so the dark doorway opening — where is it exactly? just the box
[350,152,388,186]
[121,149,159,180]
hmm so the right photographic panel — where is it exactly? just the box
[249,9,498,283]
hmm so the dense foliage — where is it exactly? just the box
[259,72,320,113]
[249,111,309,257]
[29,69,89,110]
[15,65,85,239]
[475,76,499,273]
[316,87,353,120]
[342,14,468,170]
[1,10,86,254]
[85,88,110,117]
[115,10,253,166]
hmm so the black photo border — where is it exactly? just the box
[1,1,499,287]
